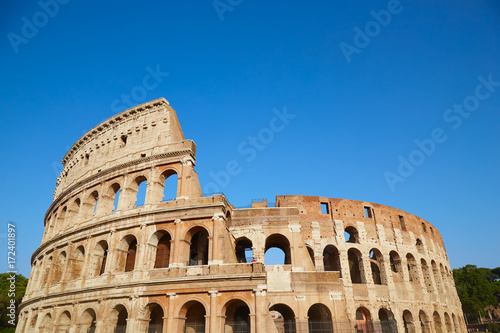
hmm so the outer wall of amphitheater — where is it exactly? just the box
[18,98,466,333]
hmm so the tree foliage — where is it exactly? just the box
[453,265,499,321]
[0,273,28,330]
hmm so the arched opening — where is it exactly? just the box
[235,237,253,263]
[188,227,209,266]
[356,307,374,333]
[369,248,386,285]
[117,235,138,272]
[344,226,359,243]
[161,170,178,202]
[421,259,433,293]
[110,305,128,333]
[444,313,452,332]
[147,303,164,333]
[53,251,67,284]
[439,263,448,294]
[419,311,430,333]
[79,308,97,333]
[224,299,251,333]
[153,232,172,269]
[348,248,364,284]
[270,303,296,333]
[58,206,67,230]
[29,314,38,329]
[433,311,443,333]
[323,245,341,272]
[265,234,291,265]
[39,313,52,333]
[402,310,416,333]
[308,303,333,333]
[90,240,108,276]
[108,183,121,213]
[87,191,99,217]
[134,176,148,207]
[389,251,403,282]
[432,261,443,294]
[56,311,71,332]
[452,313,459,333]
[180,301,206,333]
[406,254,419,282]
[69,245,85,280]
[416,239,424,254]
[68,198,81,223]
[40,256,53,287]
[307,246,315,268]
[378,308,397,333]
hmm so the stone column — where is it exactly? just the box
[170,219,183,266]
[208,290,220,333]
[288,223,301,270]
[253,285,267,333]
[166,293,177,333]
[210,213,224,265]
[179,157,195,199]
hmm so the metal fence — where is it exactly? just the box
[148,323,164,333]
[224,320,251,333]
[184,322,206,333]
[274,320,398,333]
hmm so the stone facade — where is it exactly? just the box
[18,98,466,333]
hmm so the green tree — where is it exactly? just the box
[0,273,28,331]
[453,265,496,321]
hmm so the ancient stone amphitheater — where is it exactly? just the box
[18,98,466,333]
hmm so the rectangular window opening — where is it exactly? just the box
[399,215,406,230]
[321,202,329,214]
[364,206,372,218]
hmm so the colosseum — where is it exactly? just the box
[18,98,466,333]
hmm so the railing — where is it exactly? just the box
[147,323,163,333]
[184,322,205,333]
[114,325,127,333]
[224,320,251,333]
[273,320,398,333]
[86,328,96,333]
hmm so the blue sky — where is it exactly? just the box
[1,0,499,277]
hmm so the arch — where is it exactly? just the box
[402,310,416,333]
[29,313,38,329]
[58,206,68,230]
[68,197,81,222]
[444,312,452,332]
[433,311,443,333]
[369,248,386,285]
[146,303,164,333]
[356,307,374,333]
[452,313,459,333]
[86,190,99,218]
[223,299,251,333]
[161,169,178,202]
[348,248,364,284]
[416,238,424,254]
[133,175,148,207]
[150,230,172,269]
[270,303,296,333]
[421,259,433,293]
[419,311,430,333]
[265,233,291,265]
[344,226,359,243]
[308,303,333,332]
[389,250,403,282]
[235,237,253,263]
[180,300,206,333]
[69,245,85,280]
[117,234,138,272]
[39,313,52,333]
[40,255,53,287]
[56,310,71,331]
[109,304,128,333]
[323,245,341,272]
[432,261,443,294]
[187,227,209,266]
[79,308,97,332]
[378,308,397,333]
[90,240,108,276]
[406,253,419,282]
[307,246,315,268]
[107,182,121,213]
[52,250,67,284]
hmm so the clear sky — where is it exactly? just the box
[1,0,499,277]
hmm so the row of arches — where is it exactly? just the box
[44,169,179,239]
[30,226,210,289]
